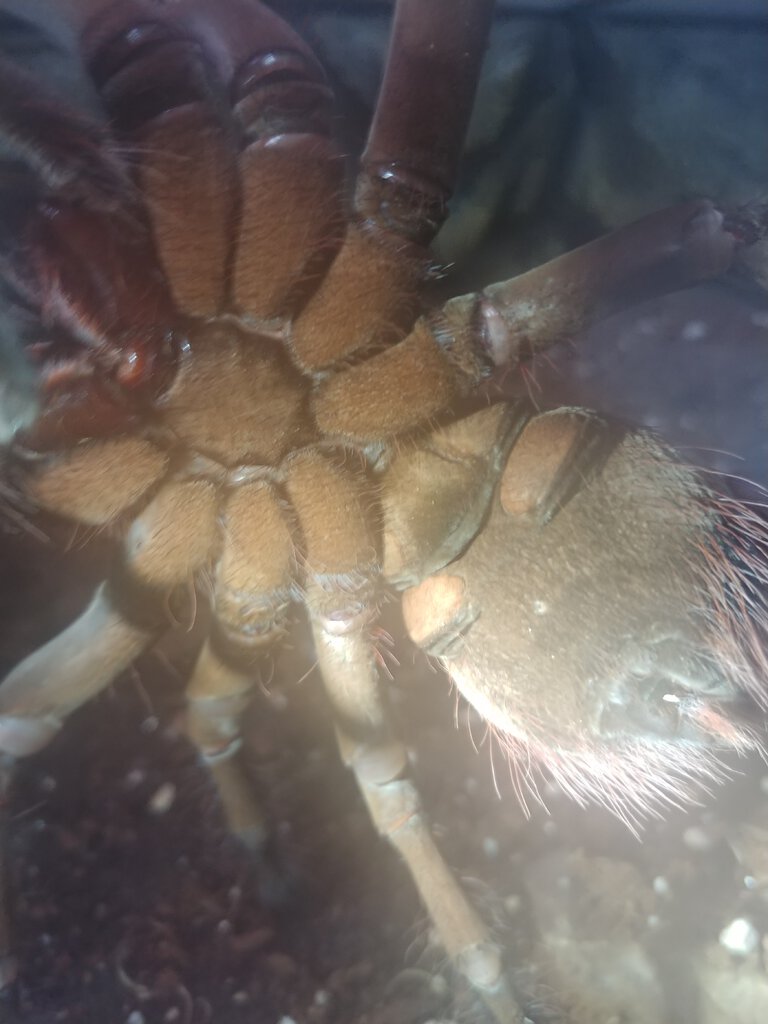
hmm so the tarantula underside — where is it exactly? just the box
[1,1,767,1020]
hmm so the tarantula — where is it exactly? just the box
[0,0,767,1019]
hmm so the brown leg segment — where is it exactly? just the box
[357,0,495,245]
[285,451,525,1022]
[233,137,344,322]
[183,482,295,842]
[292,0,495,383]
[85,6,240,318]
[311,320,461,445]
[82,0,346,325]
[135,110,238,318]
[288,224,428,372]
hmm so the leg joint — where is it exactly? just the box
[343,734,409,786]
[458,941,505,994]
[185,692,252,762]
[361,777,422,837]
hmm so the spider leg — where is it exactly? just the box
[0,438,167,753]
[284,449,526,1023]
[0,585,151,758]
[185,639,267,847]
[184,482,294,845]
[430,199,767,380]
[78,0,344,323]
[0,45,178,449]
[0,472,222,969]
[312,623,525,1024]
[357,0,495,247]
[0,476,219,757]
[0,54,130,210]
[308,197,766,451]
[289,0,495,395]
[379,403,532,588]
[317,198,767,438]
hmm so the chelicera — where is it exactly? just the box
[0,1,766,1020]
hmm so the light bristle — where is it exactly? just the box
[697,489,768,708]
